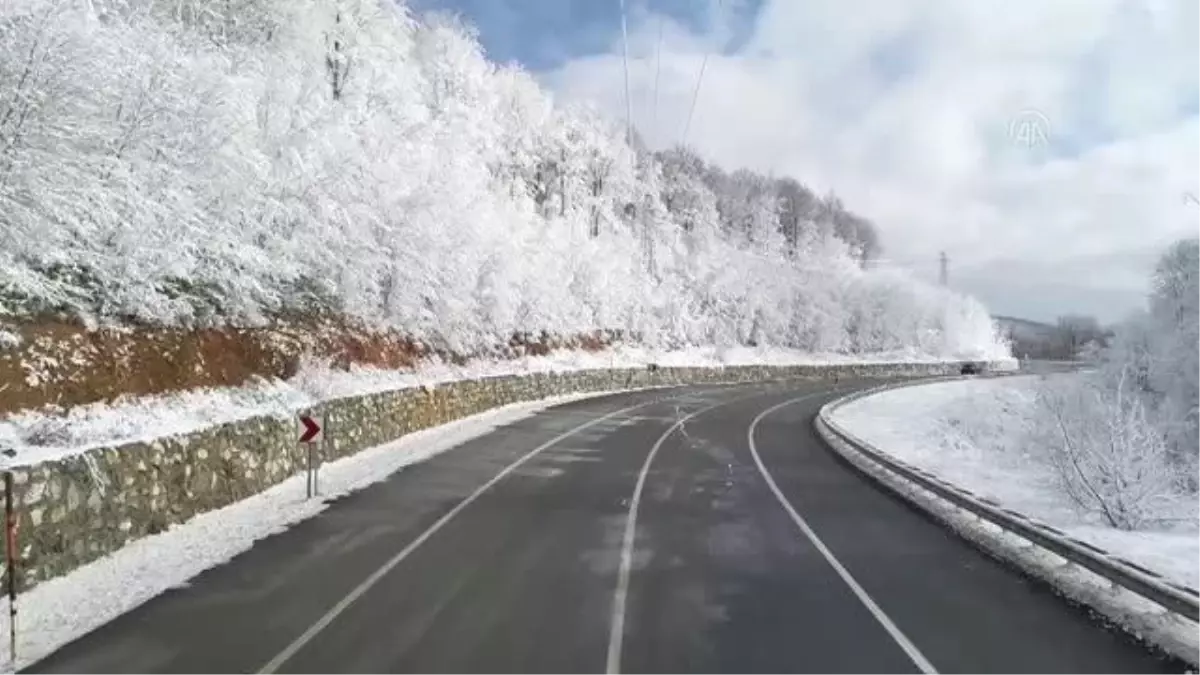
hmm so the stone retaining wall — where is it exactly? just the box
[2,361,991,592]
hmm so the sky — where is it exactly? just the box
[408,0,1199,324]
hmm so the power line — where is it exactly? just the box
[680,0,721,146]
[680,53,708,146]
[618,0,634,145]
[652,16,664,135]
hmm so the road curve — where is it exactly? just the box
[27,379,1181,674]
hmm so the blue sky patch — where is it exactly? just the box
[407,0,765,70]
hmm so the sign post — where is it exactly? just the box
[4,471,14,667]
[298,414,323,499]
[1,447,16,669]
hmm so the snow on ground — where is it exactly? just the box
[830,375,1199,589]
[0,390,616,672]
[0,345,1005,468]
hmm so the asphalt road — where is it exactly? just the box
[27,377,1182,673]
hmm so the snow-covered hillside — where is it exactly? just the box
[835,237,1200,586]
[0,0,1007,361]
[831,375,1198,589]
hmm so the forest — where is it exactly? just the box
[0,0,1006,360]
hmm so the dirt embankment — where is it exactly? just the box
[0,317,614,416]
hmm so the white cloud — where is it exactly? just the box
[545,0,1199,323]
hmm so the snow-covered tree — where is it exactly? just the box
[1032,367,1179,530]
[0,0,1008,363]
[1146,238,1199,468]
[1027,237,1199,524]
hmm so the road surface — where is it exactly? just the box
[28,377,1180,673]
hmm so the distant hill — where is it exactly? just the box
[993,315,1056,338]
[992,315,1063,359]
[993,314,1111,360]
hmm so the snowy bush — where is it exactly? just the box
[1031,370,1180,530]
[19,410,74,448]
[1025,237,1199,528]
[0,0,1008,360]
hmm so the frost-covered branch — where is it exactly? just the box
[1032,371,1180,529]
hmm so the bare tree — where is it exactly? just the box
[325,11,350,101]
[1033,369,1179,529]
[1053,314,1104,359]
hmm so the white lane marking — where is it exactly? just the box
[605,387,797,674]
[747,396,938,675]
[258,394,694,674]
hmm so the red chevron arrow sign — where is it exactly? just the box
[298,415,322,443]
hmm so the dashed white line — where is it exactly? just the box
[747,396,938,675]
[605,387,812,674]
[258,393,691,674]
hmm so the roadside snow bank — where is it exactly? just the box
[830,375,1198,589]
[0,392,605,672]
[0,346,1009,466]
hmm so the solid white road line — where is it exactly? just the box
[747,396,938,675]
[605,387,811,674]
[258,393,695,674]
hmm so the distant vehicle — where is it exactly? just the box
[960,362,983,375]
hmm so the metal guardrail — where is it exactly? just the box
[817,375,1200,624]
